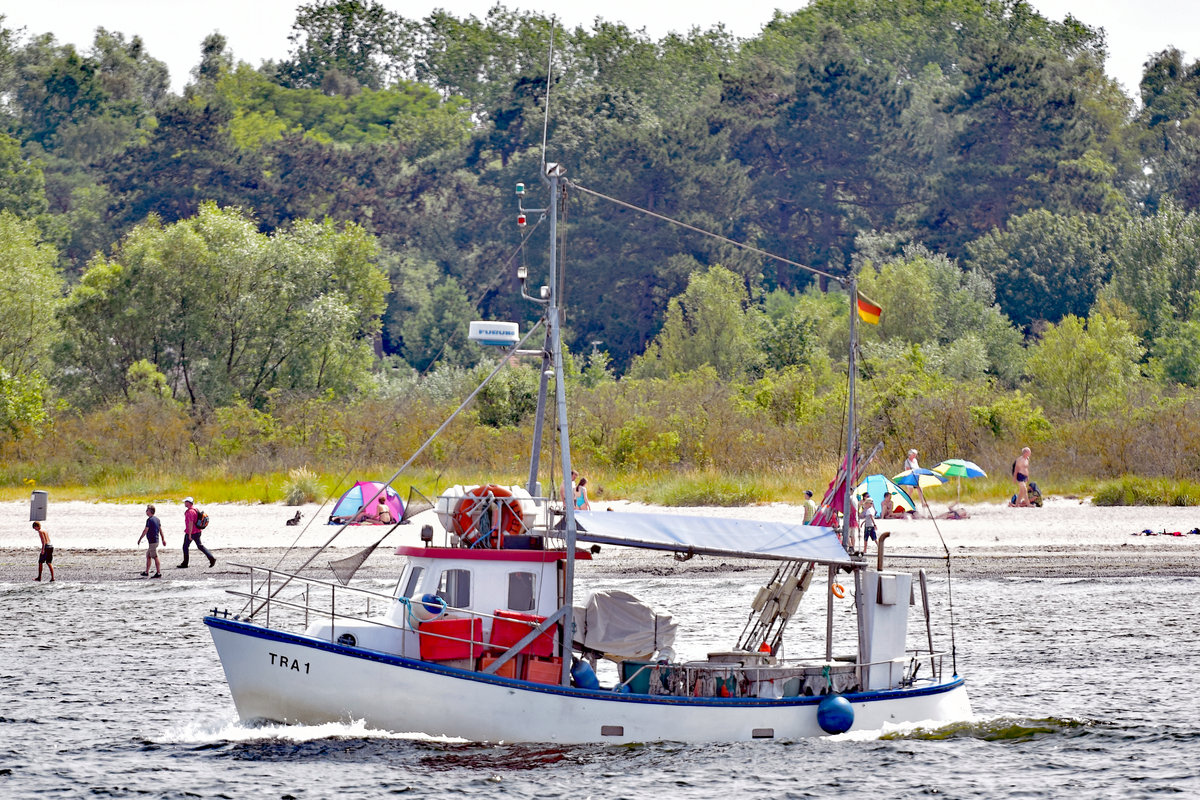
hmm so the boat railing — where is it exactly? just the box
[216,563,549,663]
[219,562,400,632]
[615,649,950,697]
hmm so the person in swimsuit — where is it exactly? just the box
[33,521,54,582]
[1013,447,1032,507]
[575,477,591,511]
[138,504,165,578]
[375,496,393,524]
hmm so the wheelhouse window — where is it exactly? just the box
[437,569,471,608]
[400,566,424,599]
[507,572,536,611]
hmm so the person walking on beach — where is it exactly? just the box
[138,504,165,578]
[33,521,54,582]
[802,490,817,524]
[178,497,216,569]
[858,492,878,552]
[1012,447,1032,507]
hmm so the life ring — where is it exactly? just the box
[831,583,845,599]
[453,484,525,546]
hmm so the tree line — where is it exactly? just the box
[5,1,1200,487]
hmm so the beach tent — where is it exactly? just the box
[329,481,404,525]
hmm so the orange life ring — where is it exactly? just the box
[453,484,525,546]
[831,583,845,599]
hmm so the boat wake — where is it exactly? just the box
[877,714,1097,741]
[170,716,467,746]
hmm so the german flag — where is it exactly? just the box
[856,290,882,325]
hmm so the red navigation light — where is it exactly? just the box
[517,214,527,228]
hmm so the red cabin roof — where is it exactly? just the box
[394,545,592,562]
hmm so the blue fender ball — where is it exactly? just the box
[417,593,445,616]
[817,695,855,734]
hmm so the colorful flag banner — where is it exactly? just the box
[856,291,882,325]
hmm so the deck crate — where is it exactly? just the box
[419,617,484,661]
[478,654,518,679]
[523,656,562,685]
[489,610,555,658]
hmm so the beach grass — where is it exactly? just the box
[1091,476,1200,506]
[0,466,1110,507]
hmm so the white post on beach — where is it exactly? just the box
[30,490,47,522]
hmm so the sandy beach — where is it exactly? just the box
[3,495,1199,584]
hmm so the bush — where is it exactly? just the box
[282,467,322,505]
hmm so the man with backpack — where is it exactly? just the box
[178,496,216,569]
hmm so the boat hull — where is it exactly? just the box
[206,616,971,743]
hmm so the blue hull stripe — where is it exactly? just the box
[205,615,965,708]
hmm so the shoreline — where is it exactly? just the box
[4,497,1200,584]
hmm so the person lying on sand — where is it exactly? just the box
[939,503,969,520]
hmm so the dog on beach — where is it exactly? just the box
[286,511,302,526]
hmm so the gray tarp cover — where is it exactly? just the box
[572,590,678,660]
[571,510,852,566]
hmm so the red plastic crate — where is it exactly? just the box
[478,654,518,679]
[489,610,555,658]
[523,656,562,685]
[419,617,484,661]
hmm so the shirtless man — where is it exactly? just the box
[1013,447,1032,507]
[33,522,54,582]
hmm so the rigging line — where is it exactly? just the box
[266,467,358,578]
[540,20,556,169]
[568,181,847,286]
[925,499,959,675]
[247,320,547,616]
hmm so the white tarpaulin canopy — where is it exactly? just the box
[571,510,852,566]
[572,590,677,660]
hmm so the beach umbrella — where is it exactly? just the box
[852,474,915,515]
[931,459,987,502]
[892,468,949,490]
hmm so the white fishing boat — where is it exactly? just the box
[206,152,971,743]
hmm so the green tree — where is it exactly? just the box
[0,212,63,436]
[966,209,1119,327]
[1026,311,1142,419]
[720,28,919,276]
[276,0,408,92]
[1135,48,1200,211]
[0,133,49,218]
[1109,201,1200,338]
[56,204,388,408]
[0,212,64,378]
[630,265,764,380]
[857,247,1025,383]
[926,40,1123,254]
[1152,319,1200,386]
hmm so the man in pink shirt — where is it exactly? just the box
[178,496,216,569]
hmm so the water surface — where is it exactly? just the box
[2,571,1196,798]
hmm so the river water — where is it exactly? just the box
[2,567,1197,798]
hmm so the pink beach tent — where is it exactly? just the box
[328,481,404,524]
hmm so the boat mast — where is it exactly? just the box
[826,275,862,663]
[843,275,858,553]
[844,275,869,675]
[543,163,578,687]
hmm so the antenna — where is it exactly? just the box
[540,19,556,169]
